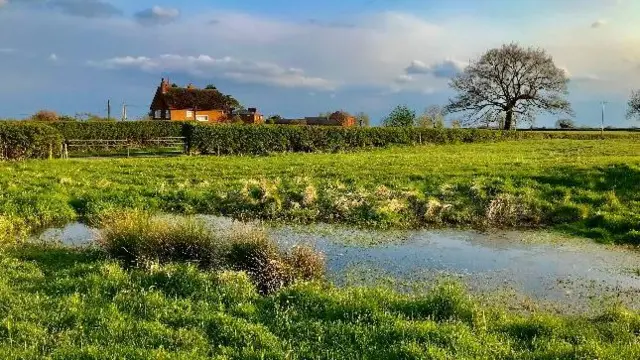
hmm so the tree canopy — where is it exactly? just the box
[555,119,576,129]
[627,90,640,121]
[416,105,445,128]
[383,105,416,127]
[445,43,572,130]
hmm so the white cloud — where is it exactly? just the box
[49,53,58,61]
[89,54,337,91]
[134,6,180,26]
[591,19,607,28]
[405,59,467,78]
[394,74,413,84]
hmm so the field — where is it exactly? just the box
[3,138,640,358]
[1,243,640,359]
[2,139,640,244]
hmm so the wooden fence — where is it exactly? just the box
[62,137,187,158]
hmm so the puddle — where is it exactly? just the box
[35,216,640,310]
[35,222,98,247]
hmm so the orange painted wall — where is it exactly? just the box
[169,109,227,122]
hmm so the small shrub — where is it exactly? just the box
[287,245,326,281]
[31,110,59,122]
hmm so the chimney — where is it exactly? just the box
[160,78,170,94]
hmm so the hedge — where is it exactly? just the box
[47,121,185,143]
[2,120,640,160]
[185,124,640,155]
[0,122,62,160]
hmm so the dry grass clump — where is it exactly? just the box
[97,211,325,293]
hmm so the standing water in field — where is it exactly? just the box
[36,216,640,310]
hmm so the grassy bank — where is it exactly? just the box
[1,243,640,359]
[2,139,640,244]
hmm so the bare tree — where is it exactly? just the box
[417,105,445,128]
[627,90,640,121]
[445,43,573,130]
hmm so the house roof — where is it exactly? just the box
[151,80,238,111]
[304,117,343,126]
[164,88,234,111]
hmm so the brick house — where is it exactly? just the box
[150,79,263,123]
[274,111,356,127]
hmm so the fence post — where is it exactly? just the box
[49,143,53,160]
[64,143,69,159]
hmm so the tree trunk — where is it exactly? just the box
[503,110,514,130]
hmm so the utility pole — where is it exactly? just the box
[601,101,608,136]
[107,99,111,121]
[122,102,127,121]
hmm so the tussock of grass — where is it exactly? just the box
[2,245,640,359]
[97,211,325,293]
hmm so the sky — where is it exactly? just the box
[1,0,640,126]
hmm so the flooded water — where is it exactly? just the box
[35,216,640,310]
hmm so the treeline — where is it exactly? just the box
[2,121,640,160]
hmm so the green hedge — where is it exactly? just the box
[3,120,640,160]
[47,121,185,143]
[0,122,62,160]
[186,124,640,155]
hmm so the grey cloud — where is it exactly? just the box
[591,19,607,28]
[405,59,466,78]
[134,6,180,26]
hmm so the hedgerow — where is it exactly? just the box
[47,121,185,143]
[0,122,62,160]
[3,120,640,159]
[186,124,640,155]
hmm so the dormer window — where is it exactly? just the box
[154,110,162,119]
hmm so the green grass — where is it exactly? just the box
[1,244,640,359]
[2,139,640,244]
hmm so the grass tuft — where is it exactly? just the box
[98,211,326,293]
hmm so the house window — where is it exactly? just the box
[196,115,209,122]
[186,110,194,119]
[154,110,162,119]
[164,110,171,120]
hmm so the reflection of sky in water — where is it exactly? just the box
[36,217,640,308]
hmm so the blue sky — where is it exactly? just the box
[1,0,639,126]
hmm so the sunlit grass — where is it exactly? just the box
[1,244,640,359]
[2,140,640,244]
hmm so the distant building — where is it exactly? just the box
[272,112,356,127]
[149,79,263,124]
